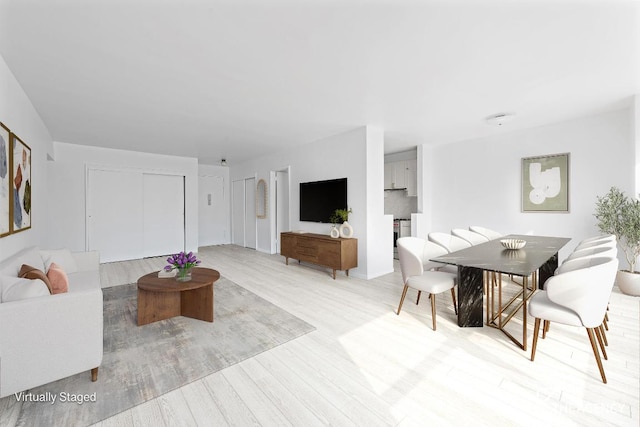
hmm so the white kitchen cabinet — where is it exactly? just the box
[406,159,417,196]
[384,160,417,194]
[384,162,395,189]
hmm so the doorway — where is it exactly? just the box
[199,175,226,246]
[231,177,257,249]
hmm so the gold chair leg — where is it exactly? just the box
[594,326,608,360]
[431,293,437,331]
[450,288,458,315]
[531,318,541,361]
[599,324,608,346]
[416,290,421,305]
[602,316,608,331]
[587,328,607,383]
[397,284,409,315]
[542,320,550,339]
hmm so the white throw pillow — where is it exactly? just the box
[0,276,50,303]
[41,248,79,274]
[0,246,46,276]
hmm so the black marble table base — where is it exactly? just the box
[457,266,484,327]
[456,254,560,329]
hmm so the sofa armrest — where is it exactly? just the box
[0,288,103,398]
[72,251,100,272]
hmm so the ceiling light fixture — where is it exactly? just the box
[485,112,516,126]
[220,158,227,166]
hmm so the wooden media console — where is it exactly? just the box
[280,232,357,279]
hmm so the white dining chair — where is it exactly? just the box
[452,228,489,246]
[469,226,503,241]
[397,237,457,331]
[578,234,616,245]
[529,257,618,383]
[564,245,617,264]
[574,238,617,252]
[428,232,472,253]
[558,245,618,337]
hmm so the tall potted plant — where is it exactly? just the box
[594,187,640,295]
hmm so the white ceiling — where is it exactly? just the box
[0,0,638,165]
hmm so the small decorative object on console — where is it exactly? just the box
[165,251,201,282]
[500,239,526,250]
[330,208,354,238]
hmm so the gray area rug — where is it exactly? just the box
[15,277,315,426]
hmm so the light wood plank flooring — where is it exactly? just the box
[3,244,638,426]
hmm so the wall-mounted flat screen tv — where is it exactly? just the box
[299,178,347,223]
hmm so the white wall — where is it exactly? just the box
[198,164,231,246]
[0,55,53,260]
[425,109,633,260]
[230,126,393,279]
[633,95,640,196]
[45,142,199,255]
[366,127,394,278]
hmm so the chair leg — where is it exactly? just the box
[599,324,608,346]
[416,290,421,305]
[594,326,608,360]
[91,367,99,382]
[587,328,607,383]
[431,293,437,331]
[450,288,458,315]
[542,320,550,339]
[397,284,409,315]
[531,318,541,361]
[602,316,609,331]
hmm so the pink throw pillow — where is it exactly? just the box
[46,262,69,294]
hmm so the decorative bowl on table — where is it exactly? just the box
[500,239,526,250]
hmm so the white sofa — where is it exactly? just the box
[0,246,103,398]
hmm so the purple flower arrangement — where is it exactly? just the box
[165,251,201,281]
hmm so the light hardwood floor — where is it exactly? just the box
[4,244,639,426]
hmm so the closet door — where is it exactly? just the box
[143,173,185,257]
[87,168,144,262]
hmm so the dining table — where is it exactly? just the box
[431,234,571,350]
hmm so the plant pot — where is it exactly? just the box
[616,270,640,296]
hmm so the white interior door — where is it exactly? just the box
[275,170,289,253]
[143,173,184,257]
[199,175,225,246]
[245,178,256,249]
[87,168,144,262]
[232,179,245,246]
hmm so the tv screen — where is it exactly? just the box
[299,178,347,223]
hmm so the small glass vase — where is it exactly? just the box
[176,267,193,282]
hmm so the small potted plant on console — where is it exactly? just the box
[331,208,353,238]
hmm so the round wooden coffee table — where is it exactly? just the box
[137,267,220,326]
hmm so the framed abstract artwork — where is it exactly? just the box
[521,152,569,212]
[0,122,10,237]
[10,132,31,233]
